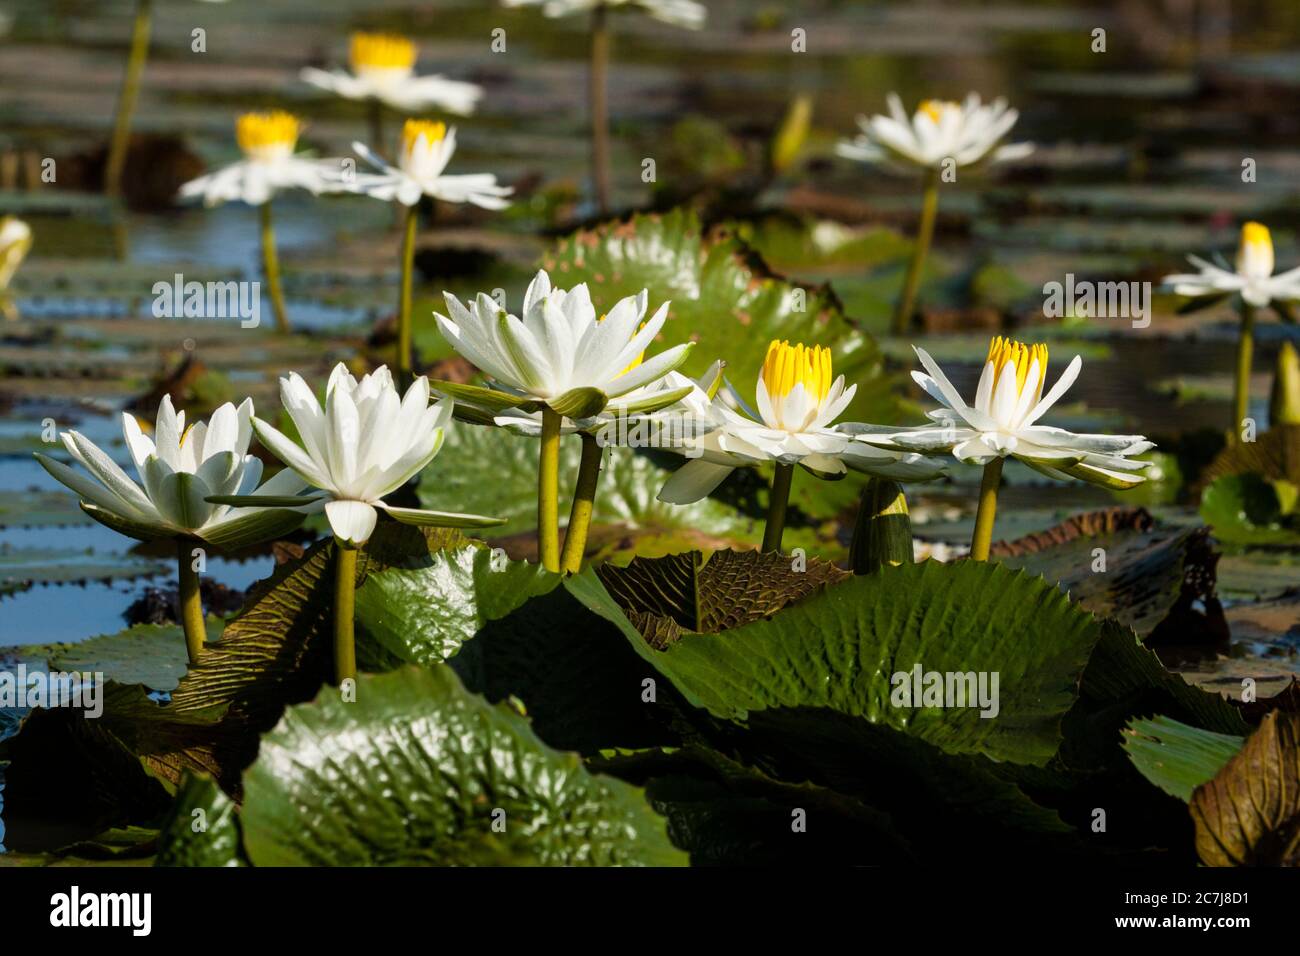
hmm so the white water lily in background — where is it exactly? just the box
[503,0,706,29]
[837,93,1033,172]
[300,31,483,115]
[850,338,1154,489]
[1164,222,1300,309]
[35,397,308,547]
[351,119,512,209]
[435,269,695,419]
[658,340,945,505]
[0,216,32,291]
[178,111,348,206]
[248,364,504,546]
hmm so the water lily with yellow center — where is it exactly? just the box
[849,338,1154,559]
[1164,222,1300,437]
[658,339,946,553]
[178,111,354,332]
[350,119,512,378]
[838,93,1033,334]
[300,31,483,119]
[434,270,695,571]
[35,396,309,662]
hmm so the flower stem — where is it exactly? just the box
[589,4,611,216]
[105,0,152,198]
[259,202,290,333]
[538,407,562,572]
[333,539,358,685]
[761,462,795,553]
[1231,302,1256,442]
[368,98,385,159]
[176,540,205,665]
[561,433,604,574]
[398,203,418,381]
[969,457,1005,561]
[892,167,940,336]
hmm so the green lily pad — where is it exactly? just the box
[570,558,1107,766]
[155,773,246,867]
[1124,715,1245,802]
[1200,473,1300,545]
[239,665,686,866]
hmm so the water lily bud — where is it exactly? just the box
[770,95,813,175]
[850,478,913,574]
[1270,341,1300,427]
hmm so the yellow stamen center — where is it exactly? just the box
[1238,221,1274,278]
[917,99,960,124]
[763,340,833,402]
[349,32,417,71]
[986,336,1048,395]
[235,111,301,155]
[401,119,447,156]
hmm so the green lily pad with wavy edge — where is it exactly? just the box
[239,665,686,866]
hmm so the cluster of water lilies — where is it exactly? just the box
[35,257,1156,682]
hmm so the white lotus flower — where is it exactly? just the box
[850,338,1155,489]
[0,216,32,292]
[435,269,695,419]
[249,364,503,546]
[178,111,349,207]
[350,119,512,209]
[837,93,1033,172]
[658,340,946,505]
[35,397,308,547]
[503,0,706,29]
[300,32,483,116]
[1164,222,1300,309]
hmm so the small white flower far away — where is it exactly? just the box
[178,111,350,207]
[850,338,1155,489]
[249,364,504,547]
[837,93,1033,172]
[351,119,512,209]
[36,397,308,547]
[0,215,33,292]
[1164,221,1300,310]
[435,269,695,420]
[300,32,483,115]
[658,340,946,505]
[503,0,706,30]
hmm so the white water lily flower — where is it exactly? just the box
[435,269,695,420]
[35,397,308,547]
[1164,222,1300,310]
[837,93,1033,172]
[249,364,503,546]
[178,111,349,207]
[503,0,706,29]
[350,119,512,209]
[491,361,723,443]
[300,32,483,115]
[0,216,32,292]
[658,340,946,505]
[850,338,1155,489]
